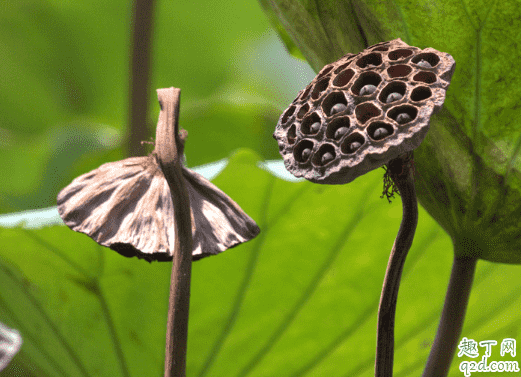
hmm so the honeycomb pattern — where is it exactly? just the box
[273,38,456,185]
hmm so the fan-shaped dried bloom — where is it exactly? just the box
[57,138,260,262]
[273,38,456,185]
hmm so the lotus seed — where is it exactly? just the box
[396,113,412,124]
[416,59,431,68]
[349,141,361,152]
[334,127,349,140]
[301,148,312,161]
[386,92,403,103]
[310,122,321,133]
[373,127,389,140]
[360,84,377,96]
[330,103,347,115]
[321,152,334,165]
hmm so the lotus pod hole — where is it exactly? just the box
[352,71,382,96]
[301,113,322,135]
[326,117,351,139]
[287,124,296,144]
[388,49,414,60]
[341,133,365,154]
[323,91,348,116]
[334,61,354,74]
[368,122,394,141]
[312,144,336,166]
[380,81,407,103]
[317,65,334,79]
[297,103,310,119]
[294,139,314,163]
[311,78,330,100]
[387,65,413,78]
[281,105,296,124]
[388,105,418,125]
[411,86,432,102]
[412,53,440,67]
[356,53,383,68]
[333,69,356,87]
[413,71,437,84]
[356,102,381,124]
[273,38,455,184]
[300,84,313,100]
[370,42,390,52]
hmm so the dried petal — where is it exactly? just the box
[57,154,260,262]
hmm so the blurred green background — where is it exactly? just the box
[0,0,315,214]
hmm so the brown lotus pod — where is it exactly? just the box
[57,134,260,262]
[273,38,456,185]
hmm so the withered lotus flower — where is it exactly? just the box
[57,100,260,263]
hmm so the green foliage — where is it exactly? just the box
[0,0,306,214]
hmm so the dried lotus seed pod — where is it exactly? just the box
[273,38,456,185]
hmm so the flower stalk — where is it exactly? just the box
[155,88,193,377]
[376,152,418,376]
[422,256,477,377]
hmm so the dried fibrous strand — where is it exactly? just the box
[57,153,260,262]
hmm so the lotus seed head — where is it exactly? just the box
[386,92,403,103]
[310,122,321,133]
[373,127,389,140]
[321,152,334,165]
[396,113,412,124]
[330,103,347,115]
[350,141,361,152]
[334,127,349,140]
[360,84,377,96]
[302,148,312,161]
[416,59,432,68]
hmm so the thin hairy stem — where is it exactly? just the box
[422,256,477,377]
[375,153,418,376]
[156,88,193,377]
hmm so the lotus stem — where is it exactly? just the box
[422,256,477,377]
[156,88,193,377]
[375,153,418,376]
